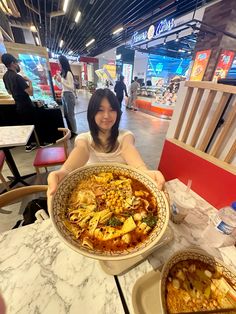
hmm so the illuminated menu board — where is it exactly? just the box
[190,50,211,81]
[212,50,235,81]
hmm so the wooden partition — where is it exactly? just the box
[159,81,236,209]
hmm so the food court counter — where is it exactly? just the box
[0,99,15,105]
[0,100,65,143]
[0,179,235,314]
[135,96,174,119]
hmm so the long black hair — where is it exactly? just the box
[87,88,122,153]
[58,55,73,78]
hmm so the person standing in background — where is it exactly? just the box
[1,53,51,152]
[127,76,140,111]
[114,75,128,108]
[55,55,77,138]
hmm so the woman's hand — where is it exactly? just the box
[55,74,61,82]
[143,170,165,190]
[47,169,69,197]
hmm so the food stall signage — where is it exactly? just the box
[131,18,175,46]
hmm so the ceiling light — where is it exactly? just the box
[68,50,73,55]
[85,38,95,47]
[59,40,64,48]
[163,37,167,45]
[75,10,81,23]
[63,0,70,12]
[30,25,37,32]
[113,26,124,35]
[35,36,40,45]
[188,51,191,54]
[175,33,179,42]
[178,49,185,52]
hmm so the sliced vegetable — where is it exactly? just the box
[204,285,211,299]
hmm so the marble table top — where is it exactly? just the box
[117,178,236,314]
[0,220,124,314]
[0,125,34,148]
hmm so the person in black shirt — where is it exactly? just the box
[1,53,50,152]
[114,75,128,108]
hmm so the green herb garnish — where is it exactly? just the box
[107,216,123,227]
[142,215,157,228]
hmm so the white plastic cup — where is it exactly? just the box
[171,191,196,224]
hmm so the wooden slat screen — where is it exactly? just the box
[173,81,236,166]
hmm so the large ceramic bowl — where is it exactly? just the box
[160,248,236,313]
[49,163,169,261]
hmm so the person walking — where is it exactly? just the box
[114,75,128,108]
[127,76,140,111]
[1,53,50,152]
[55,55,77,137]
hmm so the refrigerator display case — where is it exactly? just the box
[19,53,55,104]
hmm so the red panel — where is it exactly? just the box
[135,99,173,116]
[79,56,98,63]
[49,62,60,77]
[158,140,236,209]
[151,106,173,116]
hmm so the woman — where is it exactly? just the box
[47,89,165,195]
[114,75,128,108]
[55,55,77,137]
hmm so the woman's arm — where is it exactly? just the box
[121,134,165,190]
[121,134,147,169]
[47,139,89,195]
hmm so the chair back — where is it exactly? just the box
[56,128,71,158]
[0,185,48,208]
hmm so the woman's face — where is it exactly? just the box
[95,98,117,132]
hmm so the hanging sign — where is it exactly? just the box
[131,18,175,46]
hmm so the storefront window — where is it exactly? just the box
[146,54,191,85]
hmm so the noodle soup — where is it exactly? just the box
[50,163,169,260]
[64,172,159,252]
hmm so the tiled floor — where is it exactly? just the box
[0,90,170,231]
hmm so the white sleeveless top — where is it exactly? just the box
[75,129,134,164]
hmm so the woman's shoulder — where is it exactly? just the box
[66,71,73,79]
[118,129,134,140]
[75,132,91,143]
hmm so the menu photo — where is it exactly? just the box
[212,49,235,82]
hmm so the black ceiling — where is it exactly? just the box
[10,0,216,56]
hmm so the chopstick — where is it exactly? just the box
[174,308,236,314]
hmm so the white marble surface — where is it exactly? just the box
[0,220,124,314]
[0,125,34,147]
[117,179,236,314]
